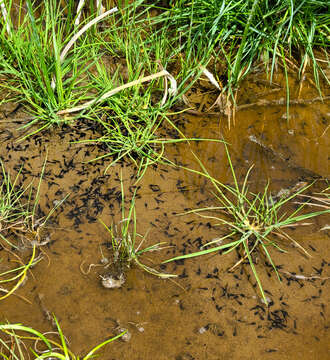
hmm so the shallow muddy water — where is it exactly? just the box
[0,70,329,359]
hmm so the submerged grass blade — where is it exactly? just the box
[0,245,36,301]
[0,314,124,359]
[163,239,242,263]
[83,330,127,360]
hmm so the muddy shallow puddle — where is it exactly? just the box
[0,71,329,359]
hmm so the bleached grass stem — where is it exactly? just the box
[60,7,118,63]
[201,67,221,90]
[51,6,118,89]
[57,69,177,114]
[75,0,105,26]
[75,0,86,26]
[96,0,105,16]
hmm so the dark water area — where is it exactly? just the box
[0,69,329,359]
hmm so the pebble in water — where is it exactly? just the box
[100,273,125,289]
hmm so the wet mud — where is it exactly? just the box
[0,69,329,359]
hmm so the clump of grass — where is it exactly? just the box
[74,15,222,176]
[1,0,328,136]
[99,176,175,278]
[54,5,176,176]
[75,61,177,178]
[0,315,125,359]
[164,146,329,304]
[156,0,329,92]
[0,0,214,173]
[0,160,68,301]
[0,0,114,137]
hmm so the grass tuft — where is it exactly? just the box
[164,146,329,304]
[0,0,114,137]
[99,174,176,278]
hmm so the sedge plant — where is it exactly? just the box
[164,146,329,304]
[0,0,111,137]
[75,21,222,178]
[99,176,175,278]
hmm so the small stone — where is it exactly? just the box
[261,296,271,305]
[100,257,109,264]
[53,199,61,207]
[116,327,131,342]
[137,325,145,333]
[101,273,125,289]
